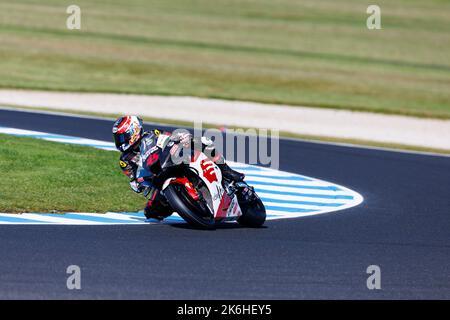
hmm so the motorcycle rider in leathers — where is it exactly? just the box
[112,116,245,220]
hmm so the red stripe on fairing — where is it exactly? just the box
[215,192,232,219]
[117,116,132,133]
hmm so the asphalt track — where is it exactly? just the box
[0,108,449,299]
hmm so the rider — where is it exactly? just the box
[112,115,245,220]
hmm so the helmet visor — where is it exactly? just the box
[114,131,133,151]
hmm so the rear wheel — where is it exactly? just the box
[164,183,215,229]
[237,197,266,228]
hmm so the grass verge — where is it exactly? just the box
[0,0,449,118]
[0,133,144,213]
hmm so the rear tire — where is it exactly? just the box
[164,184,215,229]
[237,197,266,228]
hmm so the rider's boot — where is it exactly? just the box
[216,162,245,182]
[144,188,173,220]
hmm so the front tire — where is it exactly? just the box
[164,184,215,229]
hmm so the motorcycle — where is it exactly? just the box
[140,134,266,229]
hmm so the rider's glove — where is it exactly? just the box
[130,180,143,193]
[171,132,192,147]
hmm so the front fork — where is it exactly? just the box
[226,181,257,204]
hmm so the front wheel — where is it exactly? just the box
[164,184,215,229]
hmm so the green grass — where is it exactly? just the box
[0,133,144,213]
[0,0,449,118]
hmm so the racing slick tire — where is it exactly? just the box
[164,183,215,229]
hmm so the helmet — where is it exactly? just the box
[112,116,144,152]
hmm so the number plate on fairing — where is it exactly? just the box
[189,153,223,216]
[189,153,242,219]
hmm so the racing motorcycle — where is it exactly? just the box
[140,134,266,229]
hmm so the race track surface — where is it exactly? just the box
[0,108,449,299]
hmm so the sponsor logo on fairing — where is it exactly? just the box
[200,159,218,183]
